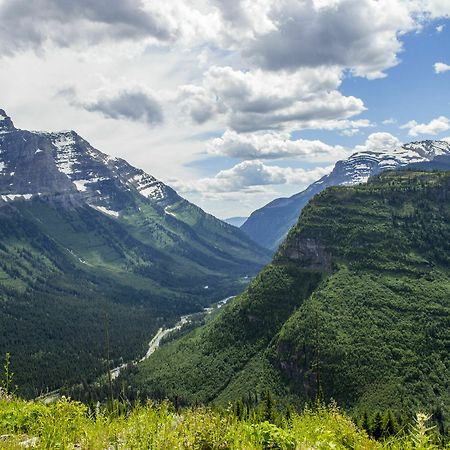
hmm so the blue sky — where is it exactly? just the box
[0,0,449,218]
[341,21,450,141]
[290,20,450,147]
[185,16,450,211]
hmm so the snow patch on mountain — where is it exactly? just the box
[140,183,165,200]
[88,204,120,218]
[127,172,166,200]
[1,193,34,202]
[43,130,169,203]
[51,132,78,175]
[164,206,177,217]
[73,180,89,192]
[341,140,450,186]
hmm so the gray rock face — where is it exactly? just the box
[0,109,15,132]
[0,108,177,212]
[281,236,332,271]
[0,129,77,197]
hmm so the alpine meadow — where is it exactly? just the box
[1,0,450,449]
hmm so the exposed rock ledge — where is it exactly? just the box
[281,236,332,271]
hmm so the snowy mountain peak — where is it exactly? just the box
[340,140,450,185]
[42,130,170,201]
[0,109,15,133]
[401,140,450,158]
[349,140,450,164]
[0,112,173,212]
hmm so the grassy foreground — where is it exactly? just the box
[0,394,445,449]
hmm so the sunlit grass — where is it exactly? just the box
[0,395,445,449]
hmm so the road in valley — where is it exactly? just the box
[110,295,235,380]
[37,295,236,402]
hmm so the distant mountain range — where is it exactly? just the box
[0,108,269,397]
[224,216,248,227]
[241,140,450,250]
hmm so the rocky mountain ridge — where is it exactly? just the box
[0,109,174,212]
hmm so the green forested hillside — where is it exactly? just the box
[125,171,450,427]
[0,197,267,398]
[0,201,190,398]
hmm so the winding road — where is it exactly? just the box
[110,296,235,380]
[37,295,236,401]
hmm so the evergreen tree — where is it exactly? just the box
[261,390,276,423]
[234,400,244,420]
[285,404,296,424]
[360,410,371,435]
[397,412,410,435]
[371,411,384,440]
[383,410,398,438]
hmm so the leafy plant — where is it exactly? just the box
[1,353,16,397]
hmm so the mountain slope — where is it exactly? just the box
[0,109,269,397]
[241,140,450,250]
[126,171,450,424]
[0,109,268,279]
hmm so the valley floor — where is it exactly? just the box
[110,295,235,381]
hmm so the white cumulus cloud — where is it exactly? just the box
[434,62,450,74]
[400,116,450,136]
[176,160,332,194]
[352,132,402,154]
[177,65,365,132]
[206,129,347,161]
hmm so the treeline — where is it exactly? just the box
[226,393,449,443]
[61,371,450,444]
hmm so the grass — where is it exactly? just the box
[1,395,446,449]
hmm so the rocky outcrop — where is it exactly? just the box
[0,109,15,132]
[281,236,332,271]
[0,130,77,197]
